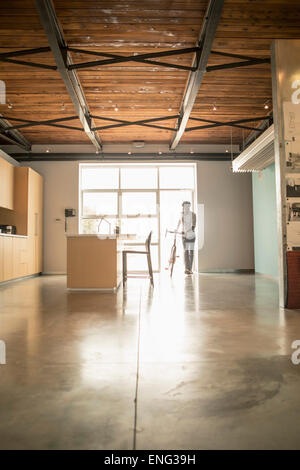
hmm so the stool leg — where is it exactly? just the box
[147,252,154,286]
[123,252,127,286]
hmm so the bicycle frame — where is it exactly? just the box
[165,229,183,277]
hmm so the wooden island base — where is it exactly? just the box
[67,235,123,291]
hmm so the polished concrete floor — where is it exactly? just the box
[0,272,300,449]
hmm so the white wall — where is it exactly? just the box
[28,160,254,273]
[29,161,79,273]
[197,161,254,270]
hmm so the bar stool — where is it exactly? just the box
[122,231,154,286]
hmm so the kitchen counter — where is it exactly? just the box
[66,233,136,240]
[0,233,28,238]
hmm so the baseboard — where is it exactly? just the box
[198,269,255,274]
[0,273,41,286]
[42,272,66,275]
[254,272,279,281]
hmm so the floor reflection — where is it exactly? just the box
[1,273,300,449]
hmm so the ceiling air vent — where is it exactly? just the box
[133,141,145,148]
[232,124,274,172]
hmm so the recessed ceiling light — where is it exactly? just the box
[168,107,172,111]
[190,150,194,154]
[225,149,229,153]
[114,105,118,111]
[158,151,162,155]
[264,104,269,109]
[45,148,50,153]
[7,103,13,109]
[213,104,217,111]
[128,151,131,155]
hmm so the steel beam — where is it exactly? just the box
[206,58,270,72]
[35,0,102,150]
[170,0,225,150]
[67,47,200,72]
[12,152,234,162]
[0,116,31,151]
[0,46,57,70]
[91,115,179,132]
[0,58,57,70]
[95,123,176,132]
[0,47,51,59]
[243,113,273,149]
[1,115,82,132]
[210,51,253,60]
[0,132,29,149]
[186,116,272,132]
[211,50,267,61]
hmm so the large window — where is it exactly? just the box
[79,163,196,272]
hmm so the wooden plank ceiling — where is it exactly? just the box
[0,0,300,148]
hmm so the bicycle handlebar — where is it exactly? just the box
[165,229,184,237]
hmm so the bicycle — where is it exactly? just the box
[165,229,183,278]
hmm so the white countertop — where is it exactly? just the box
[66,233,136,240]
[0,233,28,238]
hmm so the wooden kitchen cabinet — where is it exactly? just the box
[0,166,43,283]
[0,157,14,210]
[28,169,43,273]
[13,237,28,279]
[3,236,13,281]
[0,236,3,282]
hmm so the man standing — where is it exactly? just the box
[177,201,196,274]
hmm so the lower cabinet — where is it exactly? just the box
[0,236,4,282]
[3,236,14,281]
[13,237,29,278]
[0,235,42,283]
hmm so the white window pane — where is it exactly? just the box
[81,167,119,189]
[121,217,158,242]
[81,218,116,234]
[159,166,195,189]
[125,245,158,271]
[160,190,193,231]
[121,167,157,189]
[82,192,118,216]
[122,192,157,215]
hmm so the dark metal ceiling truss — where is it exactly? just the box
[34,0,102,150]
[170,0,225,149]
[0,0,272,154]
[11,152,235,162]
[67,47,201,72]
[0,115,83,134]
[0,45,269,73]
[0,116,31,150]
[0,114,271,136]
[0,47,57,70]
[208,50,270,72]
[90,115,180,132]
[186,116,273,132]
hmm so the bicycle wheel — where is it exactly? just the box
[169,245,176,278]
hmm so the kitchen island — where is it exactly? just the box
[67,234,131,291]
